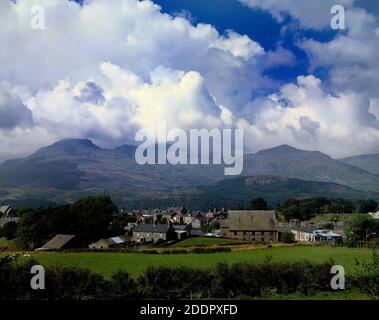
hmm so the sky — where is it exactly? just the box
[0,0,379,160]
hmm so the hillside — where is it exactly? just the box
[243,145,379,192]
[170,175,379,209]
[340,153,379,175]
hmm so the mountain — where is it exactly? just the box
[1,139,379,207]
[339,153,379,175]
[243,145,379,193]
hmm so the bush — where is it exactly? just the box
[0,221,18,240]
[353,250,379,300]
[281,231,295,244]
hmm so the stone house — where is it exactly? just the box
[220,210,278,243]
[132,224,176,243]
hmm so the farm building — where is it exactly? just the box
[290,225,317,242]
[35,234,78,251]
[133,224,177,243]
[0,205,13,218]
[89,236,128,250]
[220,210,278,243]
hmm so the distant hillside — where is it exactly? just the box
[243,145,379,192]
[340,153,379,175]
[165,175,379,210]
[1,139,379,207]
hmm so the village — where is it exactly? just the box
[0,203,362,251]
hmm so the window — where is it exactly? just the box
[261,231,264,235]
[234,231,237,236]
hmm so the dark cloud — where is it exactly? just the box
[75,81,105,105]
[0,86,33,129]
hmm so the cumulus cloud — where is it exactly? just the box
[210,30,264,61]
[243,75,379,157]
[0,83,33,129]
[0,0,282,160]
[0,0,378,161]
[299,8,379,99]
[239,0,354,30]
[22,63,228,150]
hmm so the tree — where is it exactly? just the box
[16,211,50,250]
[344,214,378,246]
[249,197,268,210]
[0,221,18,240]
[357,199,378,213]
[69,196,118,245]
[281,231,295,244]
[16,196,118,249]
[279,199,300,221]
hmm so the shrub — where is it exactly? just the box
[353,250,379,300]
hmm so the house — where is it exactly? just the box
[220,210,278,243]
[133,224,176,243]
[191,212,207,229]
[290,226,317,242]
[0,205,13,218]
[183,213,193,225]
[173,224,192,240]
[124,222,137,235]
[89,236,127,250]
[35,234,77,251]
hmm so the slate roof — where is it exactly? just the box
[108,236,127,244]
[38,234,76,250]
[133,224,170,233]
[0,205,12,216]
[227,210,277,231]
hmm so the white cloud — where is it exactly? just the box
[210,30,264,61]
[243,75,379,157]
[0,0,378,161]
[299,8,379,100]
[239,0,354,30]
[0,0,280,159]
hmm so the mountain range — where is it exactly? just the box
[0,139,378,208]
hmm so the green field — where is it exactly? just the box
[8,246,372,278]
[0,237,16,251]
[171,237,247,247]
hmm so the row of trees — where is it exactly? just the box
[0,255,335,300]
[2,253,378,300]
[245,197,377,221]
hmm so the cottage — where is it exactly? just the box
[290,226,317,242]
[89,236,127,250]
[173,224,192,239]
[191,212,207,229]
[35,234,77,251]
[183,213,193,225]
[0,205,13,218]
[133,224,176,243]
[220,210,278,243]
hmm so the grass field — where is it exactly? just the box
[6,246,372,279]
[171,237,247,247]
[0,237,16,251]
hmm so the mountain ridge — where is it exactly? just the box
[1,139,379,207]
